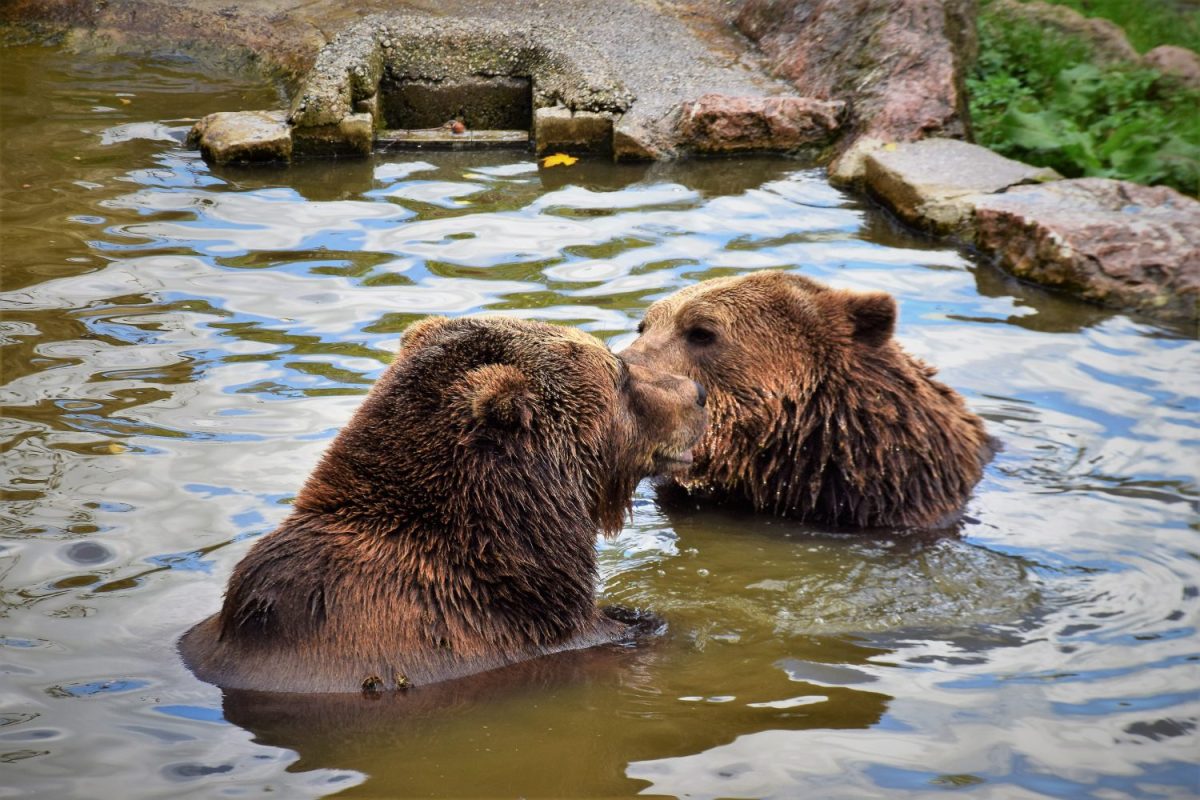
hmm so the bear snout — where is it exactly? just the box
[622,362,708,477]
[656,376,708,476]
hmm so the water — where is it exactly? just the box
[2,45,1198,799]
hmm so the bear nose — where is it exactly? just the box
[694,381,707,408]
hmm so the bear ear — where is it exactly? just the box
[467,364,535,431]
[844,291,896,347]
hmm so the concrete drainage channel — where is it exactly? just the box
[190,15,632,163]
[377,76,532,150]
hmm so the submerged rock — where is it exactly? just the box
[974,179,1200,324]
[864,138,1059,235]
[735,0,977,181]
[676,94,843,154]
[188,110,292,165]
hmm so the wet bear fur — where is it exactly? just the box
[623,271,996,529]
[179,316,706,693]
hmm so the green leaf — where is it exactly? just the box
[997,107,1064,151]
[1097,121,1147,160]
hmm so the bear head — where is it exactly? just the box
[297,315,708,536]
[621,271,993,528]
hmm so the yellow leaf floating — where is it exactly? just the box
[542,153,578,168]
[106,442,126,454]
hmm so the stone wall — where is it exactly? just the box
[734,0,979,180]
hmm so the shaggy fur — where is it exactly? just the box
[622,271,995,529]
[179,316,706,693]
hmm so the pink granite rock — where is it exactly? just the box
[974,179,1200,324]
[677,94,843,153]
[735,0,976,180]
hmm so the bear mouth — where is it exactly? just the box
[652,448,695,476]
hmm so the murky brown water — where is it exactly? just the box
[2,45,1198,799]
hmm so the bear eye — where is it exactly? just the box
[685,326,716,346]
[636,321,645,334]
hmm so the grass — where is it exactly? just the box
[968,4,1200,195]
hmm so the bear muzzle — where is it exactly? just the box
[616,359,707,477]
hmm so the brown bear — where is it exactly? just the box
[179,316,707,693]
[621,271,995,529]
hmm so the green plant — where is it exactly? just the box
[969,13,1200,195]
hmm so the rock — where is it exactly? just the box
[534,106,614,154]
[863,138,1060,234]
[676,94,843,154]
[189,110,292,165]
[828,136,887,185]
[1143,45,1200,89]
[973,179,1200,323]
[735,0,977,180]
[613,116,674,161]
[987,0,1139,65]
[292,112,373,157]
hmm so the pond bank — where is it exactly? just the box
[1,0,804,161]
[0,0,981,166]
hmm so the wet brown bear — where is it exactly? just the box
[179,316,706,693]
[622,271,995,529]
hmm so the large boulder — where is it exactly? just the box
[987,0,1138,65]
[864,138,1059,234]
[974,179,1200,324]
[676,94,843,154]
[1143,45,1200,89]
[735,0,978,181]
